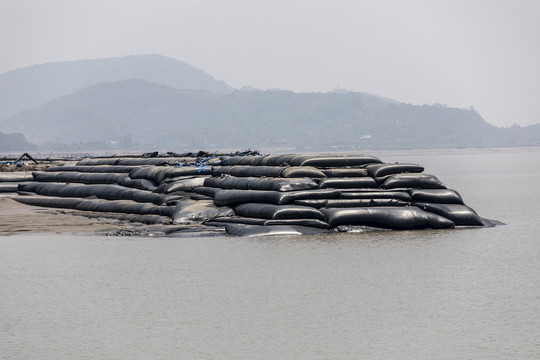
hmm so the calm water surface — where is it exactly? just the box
[1,148,540,359]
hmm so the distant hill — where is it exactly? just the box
[3,78,533,151]
[0,130,37,152]
[0,54,232,121]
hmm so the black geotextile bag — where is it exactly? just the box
[154,176,208,193]
[129,166,212,184]
[77,157,197,166]
[209,217,329,228]
[320,168,369,177]
[33,171,128,184]
[213,188,340,207]
[212,165,284,177]
[408,189,464,204]
[413,202,484,226]
[321,206,455,230]
[233,203,326,220]
[338,190,412,202]
[19,183,179,206]
[318,177,378,189]
[366,163,424,178]
[0,173,34,182]
[380,173,446,189]
[204,176,319,192]
[118,177,157,191]
[45,165,139,173]
[295,198,409,208]
[289,155,382,167]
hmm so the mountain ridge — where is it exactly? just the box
[2,78,527,151]
[0,54,232,121]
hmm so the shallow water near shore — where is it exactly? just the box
[2,148,540,359]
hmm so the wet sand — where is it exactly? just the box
[0,196,136,236]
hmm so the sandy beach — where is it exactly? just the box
[0,196,135,236]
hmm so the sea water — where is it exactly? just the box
[1,148,539,359]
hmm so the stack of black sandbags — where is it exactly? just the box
[199,154,492,236]
[13,152,494,236]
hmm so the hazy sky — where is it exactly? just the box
[1,0,539,127]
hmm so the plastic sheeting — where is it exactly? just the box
[172,200,234,224]
[223,223,330,236]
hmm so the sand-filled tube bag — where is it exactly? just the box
[154,176,208,193]
[366,163,424,178]
[409,189,464,204]
[18,183,179,206]
[321,206,455,229]
[219,156,266,166]
[289,155,382,167]
[320,168,369,177]
[77,157,197,166]
[212,165,285,177]
[318,177,378,189]
[280,167,326,178]
[295,198,409,208]
[13,196,173,217]
[209,216,329,228]
[413,202,484,226]
[129,166,212,184]
[0,183,19,193]
[213,188,340,207]
[75,199,161,215]
[233,203,326,220]
[0,173,34,182]
[338,189,412,202]
[380,173,446,189]
[33,171,128,184]
[258,155,297,166]
[204,176,319,192]
[14,195,83,209]
[45,165,140,173]
[118,177,157,191]
[193,186,219,197]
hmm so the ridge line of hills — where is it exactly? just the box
[1,54,539,152]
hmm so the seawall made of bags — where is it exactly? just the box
[6,152,500,236]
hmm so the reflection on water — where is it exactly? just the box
[1,148,540,359]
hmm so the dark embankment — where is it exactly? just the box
[2,151,500,237]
